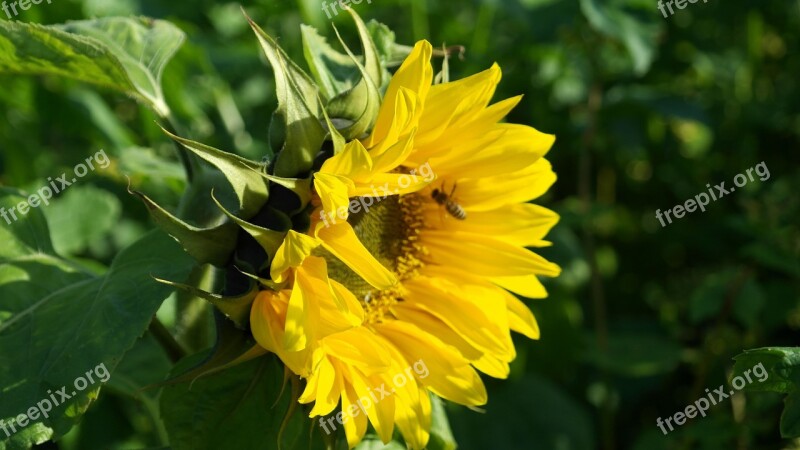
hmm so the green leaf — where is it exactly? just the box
[0,17,184,117]
[0,187,194,449]
[733,347,800,438]
[41,185,122,256]
[102,334,174,446]
[55,17,184,117]
[247,14,327,178]
[732,347,800,395]
[0,187,57,260]
[119,147,186,184]
[160,353,325,450]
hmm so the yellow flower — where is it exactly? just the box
[252,39,560,449]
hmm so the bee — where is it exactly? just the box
[431,183,467,220]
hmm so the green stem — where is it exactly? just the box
[149,317,188,363]
[163,113,197,184]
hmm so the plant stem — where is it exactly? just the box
[163,113,196,183]
[149,317,188,363]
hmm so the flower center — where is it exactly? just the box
[317,193,427,323]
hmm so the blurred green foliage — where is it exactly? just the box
[1,0,798,449]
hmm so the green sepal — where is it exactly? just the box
[161,126,270,219]
[210,190,286,259]
[245,12,327,178]
[236,267,282,292]
[300,24,358,101]
[154,310,267,389]
[154,277,259,329]
[131,189,238,267]
[301,10,382,140]
[367,20,413,74]
[262,174,313,209]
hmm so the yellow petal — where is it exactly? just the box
[327,280,366,326]
[366,41,432,150]
[489,274,549,299]
[350,171,432,198]
[316,222,398,290]
[421,230,561,277]
[321,327,391,374]
[429,124,554,179]
[414,63,503,146]
[391,306,481,360]
[250,291,283,354]
[350,368,396,443]
[473,354,511,379]
[365,127,418,176]
[283,265,320,352]
[422,202,559,248]
[251,290,311,376]
[270,230,320,282]
[341,375,369,448]
[320,139,374,180]
[452,158,557,211]
[504,294,541,340]
[308,356,342,417]
[314,172,355,219]
[400,277,511,359]
[295,257,364,333]
[376,321,488,406]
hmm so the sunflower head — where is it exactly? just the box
[137,10,560,450]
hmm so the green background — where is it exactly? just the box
[1,0,798,449]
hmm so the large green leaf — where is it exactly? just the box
[0,188,194,450]
[160,353,326,450]
[41,185,122,256]
[0,17,184,116]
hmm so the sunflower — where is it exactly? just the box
[251,39,560,449]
